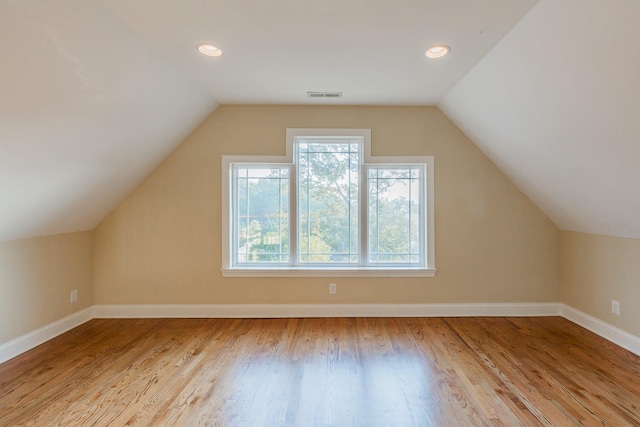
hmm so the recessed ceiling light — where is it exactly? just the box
[425,45,450,59]
[197,43,222,57]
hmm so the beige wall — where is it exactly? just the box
[562,230,640,337]
[0,231,93,344]
[93,105,560,305]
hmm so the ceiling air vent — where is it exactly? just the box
[307,91,342,98]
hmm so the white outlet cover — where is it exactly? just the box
[612,300,620,315]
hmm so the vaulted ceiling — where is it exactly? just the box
[2,0,639,241]
[440,0,640,239]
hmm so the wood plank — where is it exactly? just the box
[1,317,639,426]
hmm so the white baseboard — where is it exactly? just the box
[0,307,93,364]
[561,304,640,356]
[4,303,639,364]
[92,302,562,319]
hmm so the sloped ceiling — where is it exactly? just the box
[3,0,638,242]
[0,0,217,241]
[440,0,640,239]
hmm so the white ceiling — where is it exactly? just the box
[2,0,639,241]
[1,0,216,241]
[100,0,538,105]
[441,0,640,239]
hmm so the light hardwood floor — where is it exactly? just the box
[1,317,639,426]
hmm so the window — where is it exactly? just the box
[367,167,423,264]
[222,129,435,277]
[297,140,360,264]
[234,166,290,263]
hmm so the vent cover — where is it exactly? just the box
[307,91,342,98]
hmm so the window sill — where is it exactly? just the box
[221,267,436,278]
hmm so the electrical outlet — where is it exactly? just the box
[612,300,620,315]
[70,290,78,303]
[329,283,337,295]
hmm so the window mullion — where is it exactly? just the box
[360,164,368,267]
[245,169,250,262]
[231,167,238,266]
[348,150,352,263]
[306,151,310,262]
[376,172,380,263]
[421,166,427,267]
[278,170,283,262]
[290,164,298,266]
[408,168,412,262]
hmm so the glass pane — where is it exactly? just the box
[235,167,289,264]
[298,142,360,263]
[368,168,421,264]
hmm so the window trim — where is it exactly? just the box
[221,128,436,277]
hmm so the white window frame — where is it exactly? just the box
[221,128,436,277]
